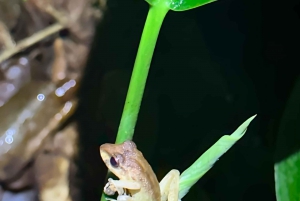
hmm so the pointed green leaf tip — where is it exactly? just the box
[231,114,257,138]
[145,0,216,11]
[178,115,257,199]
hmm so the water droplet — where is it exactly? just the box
[69,80,76,87]
[6,66,21,80]
[37,94,45,101]
[62,82,71,91]
[55,87,65,97]
[5,129,15,136]
[5,136,13,144]
[19,57,29,65]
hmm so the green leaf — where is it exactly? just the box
[274,75,300,201]
[145,0,216,11]
[178,115,256,199]
[275,152,300,201]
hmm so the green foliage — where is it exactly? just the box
[275,152,300,201]
[179,115,256,199]
[100,0,255,200]
[145,0,216,11]
[275,75,300,201]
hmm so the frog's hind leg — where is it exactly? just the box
[159,169,180,201]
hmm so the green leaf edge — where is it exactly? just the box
[145,0,217,12]
[178,114,257,199]
[275,151,300,201]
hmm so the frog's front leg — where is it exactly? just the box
[159,169,180,201]
[104,178,125,195]
[104,178,141,201]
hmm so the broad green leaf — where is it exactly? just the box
[274,75,300,201]
[178,115,256,199]
[145,0,216,12]
[275,152,300,201]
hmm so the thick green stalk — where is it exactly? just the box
[100,4,169,201]
[115,4,169,144]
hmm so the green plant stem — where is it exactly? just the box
[100,4,169,201]
[115,4,169,144]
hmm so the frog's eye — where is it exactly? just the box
[110,157,118,167]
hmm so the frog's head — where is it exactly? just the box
[100,140,144,180]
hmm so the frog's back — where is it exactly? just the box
[129,184,160,201]
[125,142,161,201]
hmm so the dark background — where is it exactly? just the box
[76,0,300,200]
